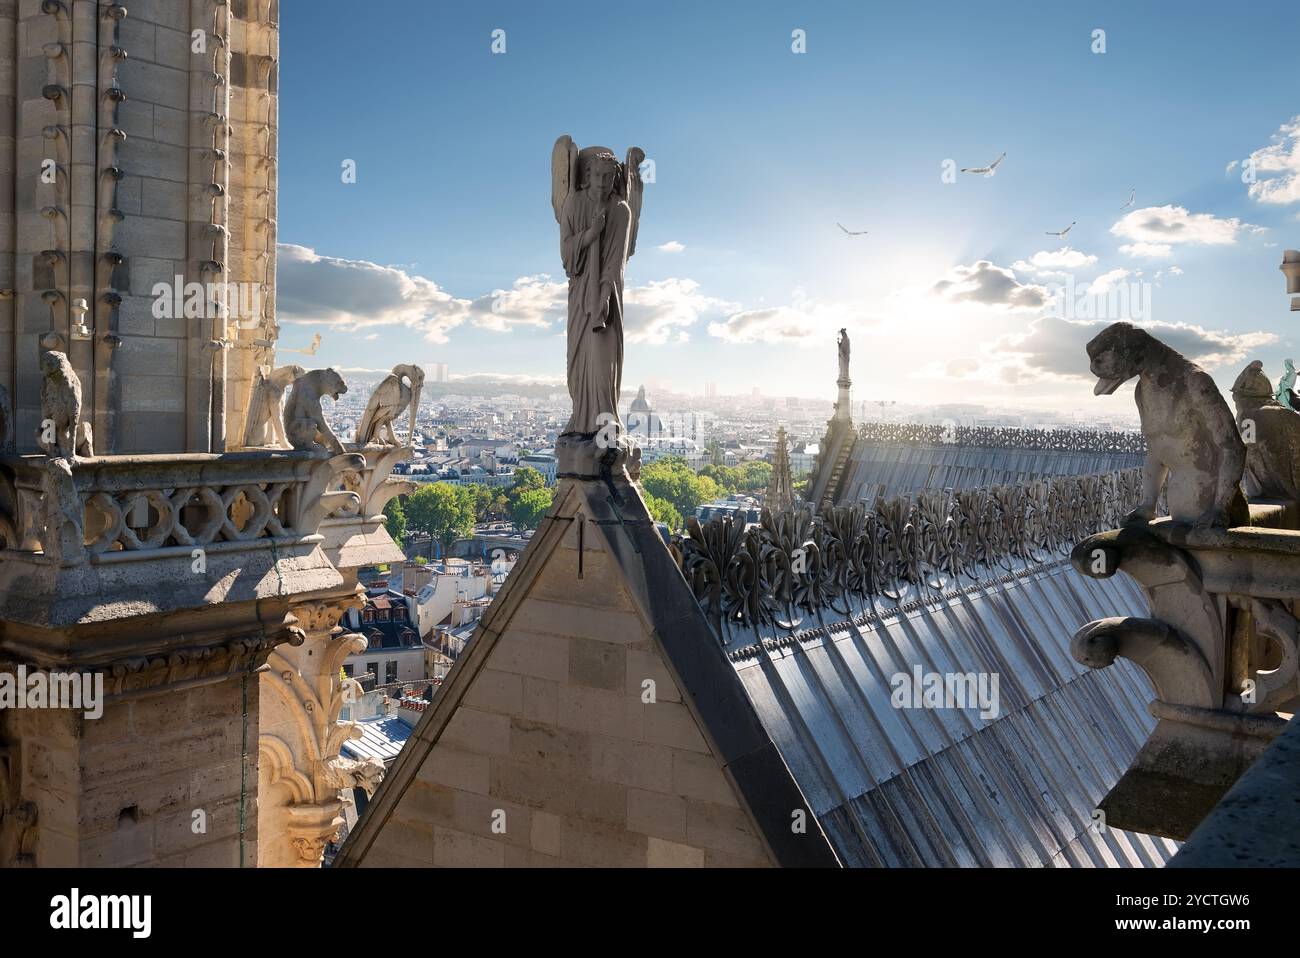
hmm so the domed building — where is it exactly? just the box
[625,384,663,439]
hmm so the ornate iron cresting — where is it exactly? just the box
[675,468,1146,651]
[856,421,1146,454]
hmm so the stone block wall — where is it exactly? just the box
[1,669,260,866]
[0,0,278,455]
[358,515,774,868]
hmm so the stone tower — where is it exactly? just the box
[0,0,280,455]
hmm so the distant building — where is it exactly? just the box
[625,385,663,439]
[343,587,427,687]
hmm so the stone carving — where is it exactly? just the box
[1231,360,1300,499]
[355,364,424,447]
[857,421,1146,454]
[677,467,1146,648]
[285,368,348,455]
[0,453,360,559]
[551,135,644,441]
[1086,321,1246,527]
[244,364,305,448]
[1071,514,1300,838]
[837,328,850,384]
[37,341,91,458]
[1275,358,1299,410]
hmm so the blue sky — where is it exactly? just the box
[278,0,1300,413]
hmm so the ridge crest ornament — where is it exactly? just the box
[551,135,645,479]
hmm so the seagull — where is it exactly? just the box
[837,222,868,236]
[1045,221,1076,238]
[1119,188,1136,211]
[960,152,1006,177]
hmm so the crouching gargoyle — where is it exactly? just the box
[1086,321,1247,528]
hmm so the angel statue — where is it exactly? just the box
[243,364,305,448]
[1276,358,1299,411]
[837,328,851,384]
[356,364,425,446]
[551,135,645,439]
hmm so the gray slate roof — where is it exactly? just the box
[728,562,1177,866]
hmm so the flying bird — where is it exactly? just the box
[1045,221,1076,238]
[837,222,868,236]
[1120,189,1136,211]
[960,152,1006,177]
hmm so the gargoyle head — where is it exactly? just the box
[1086,321,1157,396]
[1231,360,1274,403]
[315,367,347,401]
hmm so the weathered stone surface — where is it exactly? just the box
[1087,321,1246,527]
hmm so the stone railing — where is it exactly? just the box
[675,468,1145,649]
[0,450,362,567]
[856,421,1146,454]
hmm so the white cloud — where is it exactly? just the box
[657,240,685,253]
[625,278,734,344]
[1119,242,1172,258]
[1111,205,1250,255]
[1087,268,1131,296]
[931,260,1051,311]
[470,275,567,332]
[277,244,470,343]
[996,316,1277,382]
[1242,115,1300,205]
[1012,247,1098,274]
[708,290,869,345]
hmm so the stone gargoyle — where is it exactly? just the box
[285,368,348,455]
[244,364,306,448]
[1086,321,1246,527]
[1231,359,1300,500]
[37,341,93,459]
[355,364,424,447]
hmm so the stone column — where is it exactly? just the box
[258,589,384,868]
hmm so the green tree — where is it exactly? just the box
[468,483,496,522]
[640,457,721,522]
[405,482,476,549]
[508,467,546,497]
[384,496,407,543]
[644,493,683,532]
[699,463,742,491]
[739,460,772,491]
[510,486,554,530]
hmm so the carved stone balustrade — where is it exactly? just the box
[1070,503,1300,840]
[0,449,360,662]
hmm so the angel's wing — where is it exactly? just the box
[242,365,272,447]
[551,135,578,224]
[623,146,645,257]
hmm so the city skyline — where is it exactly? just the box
[280,0,1298,413]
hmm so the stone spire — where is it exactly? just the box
[767,425,795,511]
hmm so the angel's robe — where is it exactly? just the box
[560,188,631,436]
